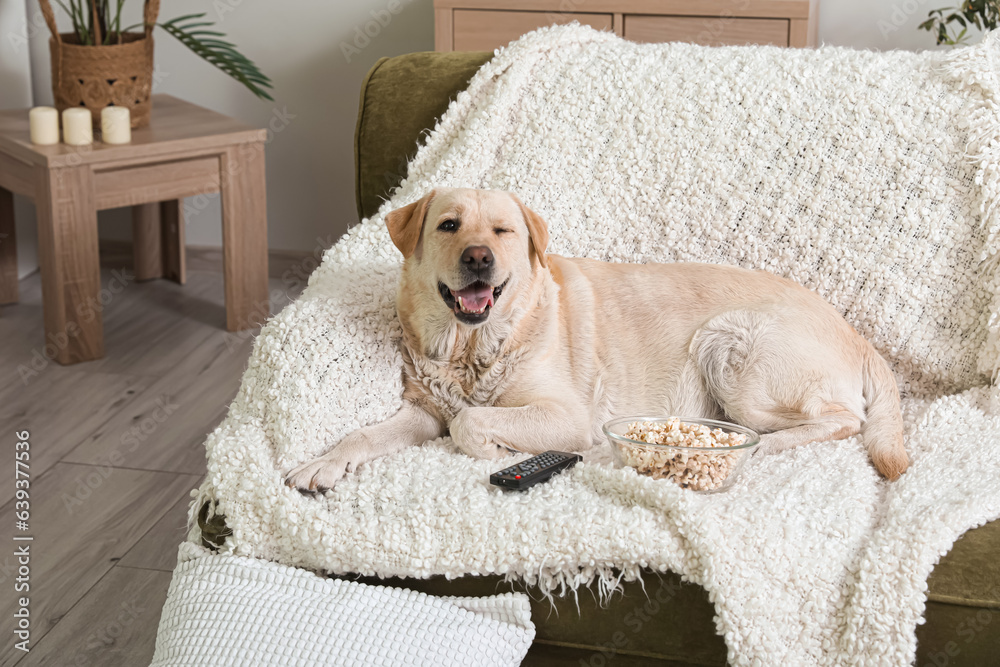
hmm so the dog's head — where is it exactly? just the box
[386,188,549,327]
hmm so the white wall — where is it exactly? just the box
[1,1,39,279]
[10,0,964,267]
[819,0,950,50]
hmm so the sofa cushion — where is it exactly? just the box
[926,517,1000,608]
[354,50,491,221]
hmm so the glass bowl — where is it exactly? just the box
[602,416,760,493]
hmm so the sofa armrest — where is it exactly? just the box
[354,51,492,221]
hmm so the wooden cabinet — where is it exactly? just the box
[624,15,790,47]
[435,0,817,51]
[452,10,613,51]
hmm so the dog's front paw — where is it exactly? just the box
[450,408,509,460]
[284,431,372,493]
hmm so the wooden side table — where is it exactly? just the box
[435,0,818,51]
[0,95,269,365]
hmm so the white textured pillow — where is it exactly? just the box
[151,546,534,666]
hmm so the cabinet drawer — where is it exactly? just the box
[452,9,613,51]
[94,156,220,209]
[624,15,789,47]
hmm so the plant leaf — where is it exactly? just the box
[157,16,274,101]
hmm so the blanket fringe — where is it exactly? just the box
[504,563,643,608]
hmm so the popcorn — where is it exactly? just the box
[615,419,750,491]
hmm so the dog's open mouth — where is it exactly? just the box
[439,279,507,324]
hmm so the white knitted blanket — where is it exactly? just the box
[151,544,534,666]
[192,26,1000,666]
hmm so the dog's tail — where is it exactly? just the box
[860,346,908,480]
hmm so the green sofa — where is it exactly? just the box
[348,51,1000,666]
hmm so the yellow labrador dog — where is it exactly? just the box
[286,188,908,492]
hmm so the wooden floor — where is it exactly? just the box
[0,245,308,666]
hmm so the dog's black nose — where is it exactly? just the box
[461,246,494,271]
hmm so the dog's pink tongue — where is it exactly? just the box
[454,284,493,310]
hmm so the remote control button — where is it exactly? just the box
[515,475,521,479]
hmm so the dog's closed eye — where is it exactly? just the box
[494,227,512,235]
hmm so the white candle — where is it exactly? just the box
[62,108,93,146]
[29,107,59,145]
[101,106,131,144]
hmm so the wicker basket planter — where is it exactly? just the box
[39,0,159,128]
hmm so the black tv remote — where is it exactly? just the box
[489,451,582,490]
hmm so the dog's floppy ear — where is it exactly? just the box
[386,190,436,259]
[512,194,549,269]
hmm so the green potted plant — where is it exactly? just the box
[38,0,272,128]
[920,0,1000,45]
